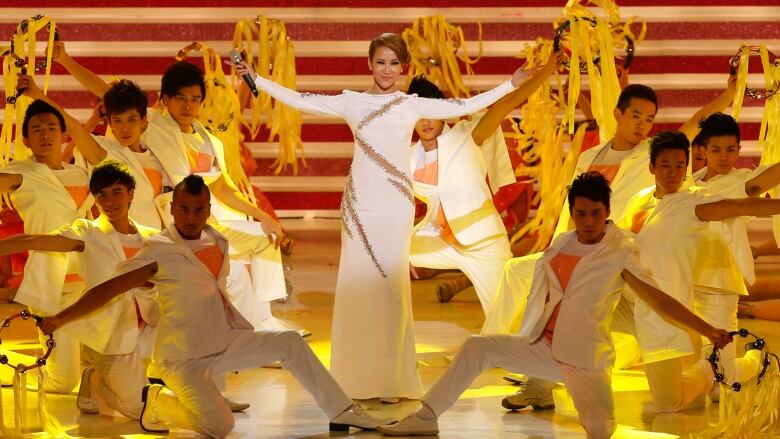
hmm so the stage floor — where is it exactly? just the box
[1,218,779,438]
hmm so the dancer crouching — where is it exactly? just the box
[378,172,732,438]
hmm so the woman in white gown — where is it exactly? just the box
[234,33,527,399]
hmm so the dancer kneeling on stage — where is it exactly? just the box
[39,175,380,437]
[378,172,732,438]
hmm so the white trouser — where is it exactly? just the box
[481,253,540,334]
[693,291,738,382]
[643,356,712,412]
[37,328,80,393]
[34,287,83,393]
[214,220,286,303]
[423,335,616,439]
[155,329,352,438]
[410,233,511,315]
[82,345,146,419]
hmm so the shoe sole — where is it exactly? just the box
[375,425,439,436]
[140,385,170,433]
[77,368,99,414]
[329,422,375,431]
[501,399,555,411]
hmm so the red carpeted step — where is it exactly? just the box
[263,192,343,210]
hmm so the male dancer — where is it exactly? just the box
[376,172,732,438]
[407,56,559,315]
[0,161,157,418]
[0,100,93,393]
[492,77,736,410]
[40,175,380,437]
[48,42,293,332]
[618,130,769,412]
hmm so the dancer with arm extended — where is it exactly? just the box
[233,32,528,400]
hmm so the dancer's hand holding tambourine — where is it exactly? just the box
[707,327,734,350]
[38,316,62,336]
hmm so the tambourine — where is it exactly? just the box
[553,17,600,73]
[728,46,779,100]
[3,49,27,105]
[0,309,55,373]
[707,328,777,392]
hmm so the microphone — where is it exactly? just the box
[229,49,259,97]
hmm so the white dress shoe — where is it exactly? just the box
[226,397,250,412]
[377,413,439,436]
[329,404,380,431]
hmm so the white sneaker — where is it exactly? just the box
[377,413,439,436]
[329,404,380,431]
[140,384,169,433]
[76,367,99,414]
[501,379,555,410]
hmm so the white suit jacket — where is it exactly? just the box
[141,109,245,226]
[57,215,159,355]
[692,166,770,292]
[115,224,253,361]
[410,116,511,246]
[517,223,656,371]
[0,159,93,312]
[554,139,654,238]
[93,135,168,230]
[617,185,721,363]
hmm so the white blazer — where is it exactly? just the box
[410,116,510,246]
[692,166,769,291]
[93,135,169,230]
[142,109,246,227]
[0,159,93,313]
[617,185,721,363]
[57,215,159,355]
[517,223,656,371]
[115,224,253,361]
[554,139,654,238]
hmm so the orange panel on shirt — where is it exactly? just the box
[413,161,438,185]
[414,161,460,245]
[587,164,620,186]
[543,252,583,342]
[194,244,223,279]
[123,246,141,259]
[187,149,214,173]
[143,169,163,196]
[65,186,90,207]
[631,210,651,234]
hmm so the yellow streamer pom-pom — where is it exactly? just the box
[233,16,304,175]
[402,15,482,98]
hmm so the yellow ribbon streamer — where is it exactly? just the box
[402,15,482,98]
[233,17,304,175]
[508,40,584,251]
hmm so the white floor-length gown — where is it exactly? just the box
[253,74,516,398]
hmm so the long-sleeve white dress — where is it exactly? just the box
[253,75,516,398]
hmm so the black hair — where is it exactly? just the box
[103,79,148,119]
[615,84,658,113]
[407,75,445,99]
[649,130,690,165]
[173,174,209,199]
[160,61,206,99]
[697,112,741,147]
[89,159,136,195]
[22,100,66,138]
[568,171,611,212]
